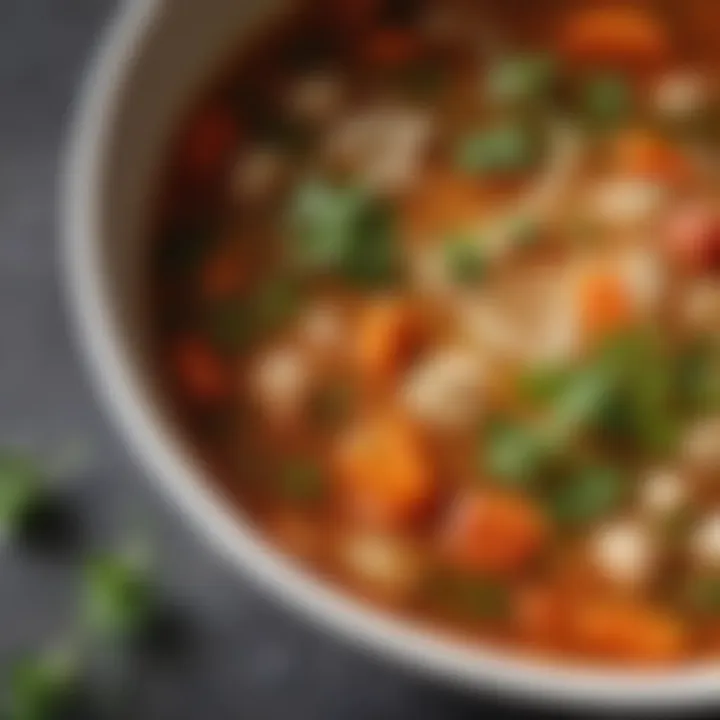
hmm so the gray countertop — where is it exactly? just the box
[0,2,570,717]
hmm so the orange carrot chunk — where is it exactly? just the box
[333,413,434,528]
[354,299,420,383]
[612,129,690,183]
[570,601,687,664]
[577,267,635,341]
[173,337,228,402]
[443,491,548,576]
[559,6,669,69]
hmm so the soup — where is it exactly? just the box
[152,0,720,666]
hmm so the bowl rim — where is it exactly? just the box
[61,0,720,710]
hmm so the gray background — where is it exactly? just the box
[0,1,655,717]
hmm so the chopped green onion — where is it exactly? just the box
[582,73,632,127]
[0,451,44,533]
[487,53,557,106]
[455,122,542,177]
[549,464,624,526]
[288,180,398,286]
[483,419,551,488]
[84,551,156,640]
[10,650,82,720]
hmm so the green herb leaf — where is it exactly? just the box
[10,650,81,720]
[582,73,632,127]
[676,339,720,415]
[487,53,556,106]
[288,180,398,286]
[84,552,156,640]
[455,122,542,177]
[549,464,624,526]
[483,419,551,488]
[0,452,43,532]
[517,364,574,405]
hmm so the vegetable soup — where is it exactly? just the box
[151,0,720,666]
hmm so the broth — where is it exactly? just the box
[151,0,720,665]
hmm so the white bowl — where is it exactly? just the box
[61,0,720,710]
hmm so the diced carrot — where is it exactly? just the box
[354,299,420,383]
[576,266,635,340]
[515,584,563,644]
[443,491,548,576]
[612,129,691,183]
[200,245,245,301]
[172,336,228,402]
[559,6,669,69]
[182,105,239,181]
[364,29,421,66]
[569,601,687,664]
[333,413,434,528]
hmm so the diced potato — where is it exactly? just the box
[691,513,720,567]
[326,105,435,194]
[401,348,485,430]
[584,179,666,227]
[340,531,423,600]
[297,302,347,357]
[640,468,687,517]
[590,520,656,586]
[653,72,710,120]
[251,345,313,423]
[682,417,720,470]
[681,281,720,332]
